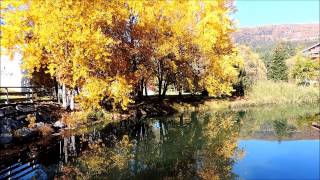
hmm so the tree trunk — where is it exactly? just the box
[157,59,163,99]
[159,120,163,141]
[144,81,148,97]
[178,85,182,97]
[162,81,168,98]
[57,84,61,104]
[158,77,162,99]
[62,84,67,109]
[54,79,59,101]
[138,79,144,98]
[62,85,76,110]
[70,89,75,110]
[179,113,184,127]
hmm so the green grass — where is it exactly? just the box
[231,80,319,108]
[172,80,319,112]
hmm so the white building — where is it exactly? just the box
[0,50,30,90]
[302,42,320,59]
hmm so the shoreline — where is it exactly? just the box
[0,99,319,168]
[0,95,319,147]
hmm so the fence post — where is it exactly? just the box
[30,88,34,103]
[5,87,9,104]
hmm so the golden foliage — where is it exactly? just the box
[198,112,241,179]
[2,0,240,109]
[62,135,133,179]
[26,114,36,128]
[238,45,267,81]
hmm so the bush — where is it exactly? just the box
[234,46,267,96]
[287,53,319,83]
[26,114,37,128]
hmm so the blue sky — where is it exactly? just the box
[234,0,320,27]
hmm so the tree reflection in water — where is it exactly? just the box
[1,105,316,179]
[59,112,243,179]
[57,105,319,179]
[273,119,296,141]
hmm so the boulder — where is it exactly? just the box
[16,115,27,121]
[128,110,137,118]
[0,123,13,144]
[35,111,52,123]
[140,109,147,116]
[0,106,16,116]
[1,117,25,130]
[35,122,45,128]
[14,127,33,138]
[0,118,10,126]
[0,133,13,144]
[0,109,4,117]
[136,108,147,118]
[0,124,12,134]
[9,119,25,130]
[53,121,65,128]
[16,105,35,113]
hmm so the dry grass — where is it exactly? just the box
[231,80,319,108]
[37,124,54,136]
[172,80,319,112]
[61,110,113,128]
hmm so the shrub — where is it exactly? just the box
[235,46,267,96]
[37,124,54,136]
[26,114,37,128]
[287,53,319,83]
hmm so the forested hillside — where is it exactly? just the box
[233,24,319,53]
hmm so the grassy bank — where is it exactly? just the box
[231,80,319,108]
[174,80,319,112]
[60,80,319,128]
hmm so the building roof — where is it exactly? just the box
[302,42,320,53]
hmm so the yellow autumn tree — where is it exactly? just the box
[127,0,241,97]
[1,0,240,110]
[1,0,133,110]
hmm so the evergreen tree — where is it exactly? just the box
[268,42,295,81]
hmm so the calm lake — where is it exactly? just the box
[0,105,319,180]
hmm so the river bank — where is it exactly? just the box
[0,81,318,147]
[0,102,67,146]
[1,94,318,147]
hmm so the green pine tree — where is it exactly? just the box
[268,42,295,81]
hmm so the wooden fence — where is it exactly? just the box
[0,86,56,104]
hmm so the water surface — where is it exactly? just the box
[0,105,319,179]
[234,140,320,180]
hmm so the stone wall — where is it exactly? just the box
[0,104,55,144]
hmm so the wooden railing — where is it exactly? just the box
[0,86,56,104]
[0,157,39,180]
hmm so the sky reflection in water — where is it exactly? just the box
[234,140,320,180]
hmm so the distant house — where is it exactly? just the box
[301,42,320,85]
[302,42,320,59]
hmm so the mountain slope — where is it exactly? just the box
[233,24,319,51]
